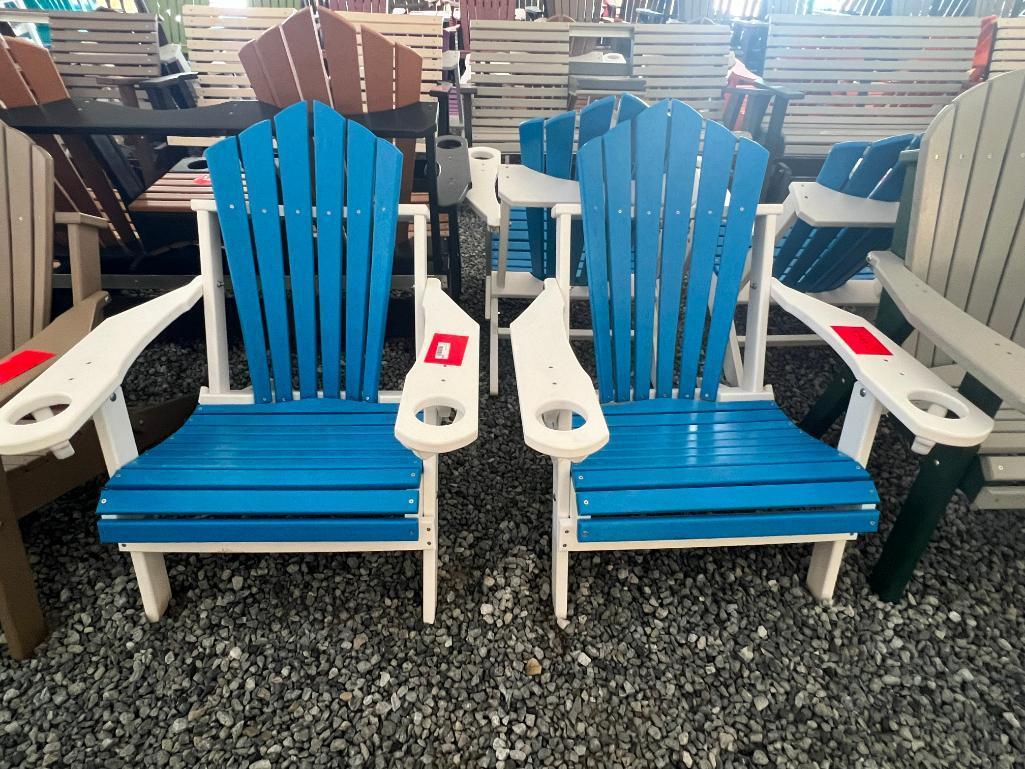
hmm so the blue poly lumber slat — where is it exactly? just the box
[98,517,419,544]
[194,401,399,414]
[576,508,879,543]
[701,138,768,401]
[188,412,398,426]
[605,421,801,439]
[603,123,634,402]
[275,103,319,399]
[577,135,615,403]
[579,95,615,149]
[314,103,347,399]
[345,121,377,401]
[679,119,734,400]
[600,408,788,427]
[616,93,647,125]
[110,467,422,491]
[577,447,846,471]
[657,103,701,397]
[132,456,419,471]
[631,102,669,400]
[576,480,878,516]
[574,457,865,491]
[599,398,778,415]
[99,489,419,516]
[362,134,403,401]
[163,434,406,448]
[238,120,293,403]
[205,135,273,404]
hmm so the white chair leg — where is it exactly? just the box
[130,551,171,622]
[489,296,499,396]
[484,276,492,320]
[422,547,437,624]
[552,546,569,621]
[806,539,846,602]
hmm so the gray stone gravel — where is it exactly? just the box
[2,206,1025,768]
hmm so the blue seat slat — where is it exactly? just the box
[98,518,419,544]
[275,104,319,399]
[133,456,418,470]
[205,136,273,404]
[238,121,293,403]
[679,120,734,400]
[164,434,405,447]
[314,103,347,399]
[588,433,817,456]
[600,408,788,426]
[195,401,399,414]
[345,122,376,401]
[575,457,866,491]
[110,468,421,491]
[701,139,768,402]
[99,489,419,516]
[578,446,846,470]
[188,412,397,425]
[600,399,783,415]
[577,480,878,516]
[577,509,878,543]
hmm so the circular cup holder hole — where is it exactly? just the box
[438,138,463,150]
[540,407,586,431]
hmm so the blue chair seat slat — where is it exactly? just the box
[575,457,866,492]
[601,408,789,427]
[99,489,419,517]
[577,509,878,543]
[98,518,419,544]
[589,430,815,455]
[605,420,805,438]
[109,468,422,491]
[579,446,848,470]
[188,412,398,426]
[598,399,780,415]
[133,456,418,470]
[576,480,878,516]
[164,435,406,448]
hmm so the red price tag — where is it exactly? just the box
[424,333,468,366]
[192,175,212,186]
[0,349,55,384]
[831,325,891,356]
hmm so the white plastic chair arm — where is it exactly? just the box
[771,278,993,450]
[789,181,900,228]
[0,278,203,456]
[465,146,501,228]
[871,250,1025,413]
[510,279,609,461]
[499,165,580,209]
[395,279,480,456]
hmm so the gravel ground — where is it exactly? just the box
[2,206,1024,769]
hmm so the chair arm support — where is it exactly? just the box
[510,280,609,461]
[0,278,203,456]
[56,213,105,303]
[395,279,479,456]
[499,165,581,209]
[771,279,993,451]
[870,250,1025,413]
[465,146,501,228]
[788,181,900,229]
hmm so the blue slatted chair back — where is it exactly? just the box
[205,100,403,405]
[774,133,919,294]
[577,99,768,405]
[519,93,647,283]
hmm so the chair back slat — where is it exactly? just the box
[0,122,54,355]
[906,69,1025,363]
[578,100,768,404]
[282,9,331,105]
[321,9,364,114]
[205,101,403,403]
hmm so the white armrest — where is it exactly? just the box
[0,278,203,456]
[395,279,479,456]
[465,146,501,228]
[871,250,1025,413]
[499,165,580,209]
[510,279,608,461]
[789,181,900,229]
[771,278,993,451]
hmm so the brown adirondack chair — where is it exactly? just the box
[0,121,193,660]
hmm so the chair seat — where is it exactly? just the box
[490,206,537,274]
[97,400,422,544]
[572,399,879,543]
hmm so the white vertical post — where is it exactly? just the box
[741,213,774,394]
[807,382,884,601]
[93,387,139,476]
[421,451,438,624]
[196,209,229,395]
[555,211,572,330]
[552,456,572,622]
[496,202,511,289]
[130,551,171,622]
[413,212,428,352]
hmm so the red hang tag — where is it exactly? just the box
[0,349,55,384]
[831,325,891,356]
[424,333,468,366]
[192,174,212,186]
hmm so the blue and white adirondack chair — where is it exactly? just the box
[465,92,647,394]
[0,101,479,624]
[509,99,992,620]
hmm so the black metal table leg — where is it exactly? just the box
[423,136,444,284]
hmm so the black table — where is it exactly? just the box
[0,98,459,295]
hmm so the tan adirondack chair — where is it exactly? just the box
[990,18,1025,78]
[0,121,194,660]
